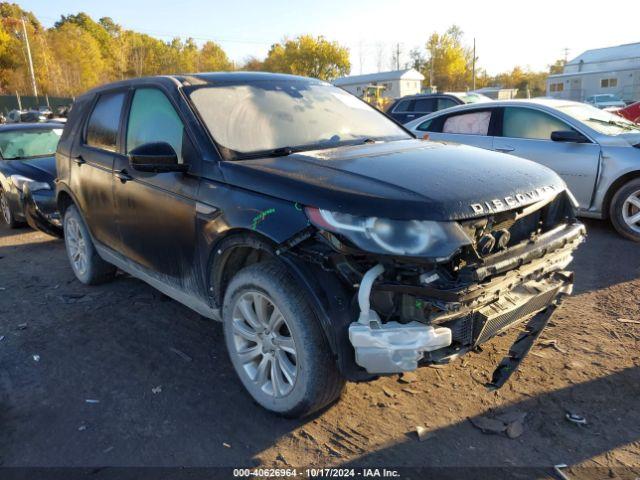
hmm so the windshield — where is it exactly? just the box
[188,80,410,158]
[596,94,622,102]
[0,128,62,160]
[557,103,640,136]
[456,93,492,104]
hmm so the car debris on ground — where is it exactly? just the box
[469,411,527,439]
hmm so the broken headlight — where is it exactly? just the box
[305,207,471,259]
[10,174,50,192]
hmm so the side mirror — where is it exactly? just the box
[129,142,188,173]
[551,130,590,143]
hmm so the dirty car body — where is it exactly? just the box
[0,123,63,235]
[56,73,584,417]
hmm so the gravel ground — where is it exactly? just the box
[0,219,638,479]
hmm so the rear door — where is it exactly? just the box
[112,86,200,279]
[70,90,126,249]
[493,106,600,207]
[422,108,497,150]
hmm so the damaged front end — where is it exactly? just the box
[293,189,585,383]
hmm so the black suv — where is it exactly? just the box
[56,73,584,417]
[387,92,491,124]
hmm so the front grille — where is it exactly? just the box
[461,191,575,257]
[473,284,561,345]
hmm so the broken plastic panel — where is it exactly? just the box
[349,322,452,374]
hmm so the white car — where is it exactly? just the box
[405,99,640,241]
[586,94,626,110]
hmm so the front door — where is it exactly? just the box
[113,87,200,281]
[493,106,601,208]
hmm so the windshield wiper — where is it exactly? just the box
[587,117,639,132]
[233,146,301,160]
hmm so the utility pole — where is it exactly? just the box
[21,17,38,100]
[563,47,570,62]
[396,43,400,70]
[472,38,476,91]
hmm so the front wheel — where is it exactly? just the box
[610,179,640,242]
[0,190,20,228]
[222,261,346,418]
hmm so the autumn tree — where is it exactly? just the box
[199,41,232,71]
[263,35,350,80]
[425,25,473,91]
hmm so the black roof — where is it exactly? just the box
[0,122,63,132]
[81,72,327,97]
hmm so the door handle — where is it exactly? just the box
[72,155,85,165]
[495,146,515,153]
[115,169,133,183]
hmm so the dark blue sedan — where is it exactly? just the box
[0,123,63,236]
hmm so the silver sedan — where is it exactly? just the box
[405,99,640,241]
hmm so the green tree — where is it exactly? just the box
[263,35,350,80]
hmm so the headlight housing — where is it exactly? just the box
[10,174,51,193]
[305,207,471,260]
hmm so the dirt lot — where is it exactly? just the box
[0,219,639,479]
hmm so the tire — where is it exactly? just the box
[63,205,117,285]
[610,178,640,242]
[0,189,21,229]
[222,260,346,418]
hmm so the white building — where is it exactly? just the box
[333,69,424,99]
[546,42,640,102]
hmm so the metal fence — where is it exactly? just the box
[0,94,73,114]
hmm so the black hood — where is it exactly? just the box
[220,140,565,221]
[0,156,56,184]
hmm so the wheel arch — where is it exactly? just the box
[602,170,640,219]
[207,228,370,381]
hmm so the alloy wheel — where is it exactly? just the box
[65,217,88,276]
[230,291,298,398]
[622,189,640,234]
[0,192,11,224]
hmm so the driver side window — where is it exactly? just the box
[126,88,186,163]
[502,107,570,140]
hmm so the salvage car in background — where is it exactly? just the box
[55,73,583,417]
[387,92,491,123]
[405,99,640,241]
[0,123,63,236]
[586,93,626,110]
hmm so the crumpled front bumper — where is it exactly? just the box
[348,221,585,378]
[23,187,63,237]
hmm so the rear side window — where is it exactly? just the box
[443,111,491,135]
[393,100,412,113]
[126,88,185,163]
[85,92,125,152]
[502,107,569,140]
[413,98,435,113]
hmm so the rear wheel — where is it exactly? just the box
[610,179,640,242]
[0,190,20,228]
[63,205,117,284]
[222,261,345,418]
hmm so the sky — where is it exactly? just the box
[17,0,640,76]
